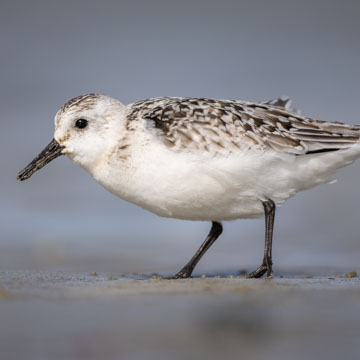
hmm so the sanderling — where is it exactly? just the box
[17,94,360,278]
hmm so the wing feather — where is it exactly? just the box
[127,97,360,155]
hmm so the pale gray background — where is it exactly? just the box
[1,0,360,274]
[1,2,360,360]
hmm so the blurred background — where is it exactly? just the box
[1,0,360,274]
[1,1,360,360]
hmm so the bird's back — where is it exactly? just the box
[126,96,360,157]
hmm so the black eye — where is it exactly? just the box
[75,119,88,129]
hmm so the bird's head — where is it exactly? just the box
[17,94,125,181]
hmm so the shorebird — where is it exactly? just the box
[17,94,360,278]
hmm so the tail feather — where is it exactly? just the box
[259,97,360,155]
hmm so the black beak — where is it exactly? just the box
[17,139,65,181]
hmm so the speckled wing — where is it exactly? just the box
[127,97,360,155]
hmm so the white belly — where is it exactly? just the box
[92,141,360,221]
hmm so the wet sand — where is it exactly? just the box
[1,269,360,360]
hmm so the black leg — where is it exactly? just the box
[246,199,276,279]
[165,221,223,279]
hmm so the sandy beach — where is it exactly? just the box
[1,266,360,360]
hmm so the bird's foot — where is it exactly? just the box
[246,258,273,279]
[162,266,193,279]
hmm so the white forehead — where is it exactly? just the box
[54,93,119,127]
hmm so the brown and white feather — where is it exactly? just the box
[127,97,360,156]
